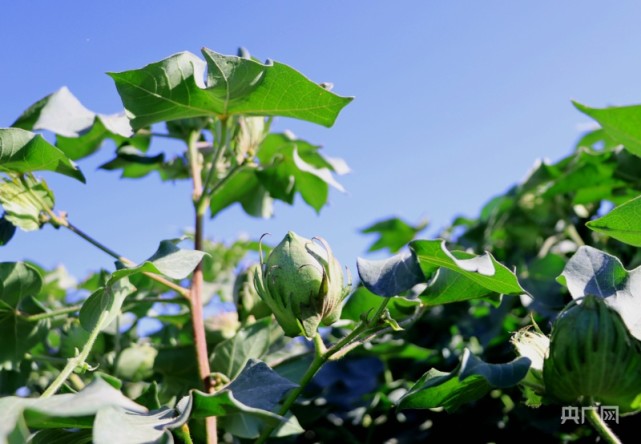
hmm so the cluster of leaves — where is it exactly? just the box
[3,45,641,444]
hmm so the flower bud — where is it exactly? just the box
[543,295,641,413]
[254,231,351,338]
[232,263,271,322]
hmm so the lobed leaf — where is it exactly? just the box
[109,48,352,129]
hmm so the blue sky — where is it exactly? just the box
[3,2,641,279]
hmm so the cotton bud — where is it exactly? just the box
[543,295,641,413]
[254,231,351,338]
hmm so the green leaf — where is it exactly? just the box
[356,251,425,297]
[398,349,530,412]
[410,240,524,296]
[134,382,161,411]
[0,378,146,440]
[0,176,54,231]
[341,286,421,321]
[0,262,48,368]
[558,246,641,340]
[109,48,352,129]
[361,217,428,253]
[79,278,135,332]
[0,262,43,307]
[111,239,207,282]
[209,166,273,218]
[99,146,164,179]
[574,101,641,157]
[12,87,136,161]
[210,318,274,380]
[0,215,16,246]
[586,194,641,246]
[420,267,501,307]
[0,128,85,182]
[191,360,297,438]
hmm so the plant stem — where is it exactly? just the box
[23,305,82,321]
[40,311,108,398]
[255,333,326,444]
[187,130,217,444]
[256,298,396,443]
[585,406,621,444]
[197,117,230,216]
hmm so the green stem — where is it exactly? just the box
[197,117,230,216]
[40,311,108,398]
[255,333,326,444]
[585,406,621,444]
[22,305,82,321]
[255,298,394,443]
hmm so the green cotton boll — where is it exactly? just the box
[543,295,641,413]
[254,231,351,338]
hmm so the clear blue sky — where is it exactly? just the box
[3,1,641,279]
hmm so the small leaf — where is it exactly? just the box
[0,128,85,182]
[559,246,641,339]
[0,176,54,232]
[79,278,135,332]
[574,101,641,157]
[398,349,530,412]
[111,240,207,282]
[99,146,164,179]
[356,251,425,297]
[110,48,352,129]
[586,194,641,246]
[361,217,429,253]
[210,318,274,380]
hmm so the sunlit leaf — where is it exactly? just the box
[586,194,641,246]
[574,101,641,157]
[0,176,54,231]
[110,48,352,129]
[0,128,85,182]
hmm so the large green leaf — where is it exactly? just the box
[398,349,530,412]
[110,239,207,282]
[574,101,641,157]
[410,240,524,296]
[109,48,352,129]
[0,128,85,182]
[420,267,501,307]
[357,240,523,299]
[210,318,274,380]
[558,246,641,340]
[586,194,641,246]
[0,176,54,231]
